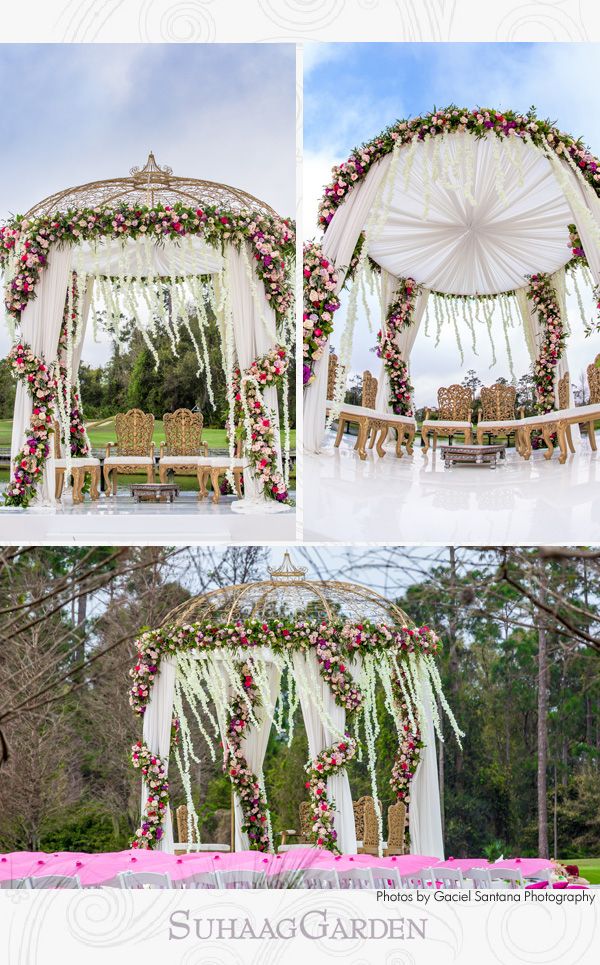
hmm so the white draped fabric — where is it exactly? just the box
[515,266,574,411]
[375,271,430,413]
[10,246,73,504]
[410,670,444,859]
[561,163,600,286]
[368,133,573,295]
[74,235,225,277]
[304,157,392,452]
[142,657,177,853]
[232,660,281,851]
[292,651,357,854]
[226,244,282,501]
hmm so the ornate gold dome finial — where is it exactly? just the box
[268,552,307,583]
[130,151,173,180]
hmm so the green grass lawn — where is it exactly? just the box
[562,858,600,884]
[0,419,295,450]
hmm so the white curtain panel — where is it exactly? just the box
[516,267,575,414]
[410,670,445,860]
[304,156,392,453]
[375,272,430,413]
[233,661,281,850]
[141,657,177,853]
[292,651,357,853]
[74,235,225,277]
[226,244,282,498]
[561,163,600,286]
[368,133,573,295]
[10,245,73,504]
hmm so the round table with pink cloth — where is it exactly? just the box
[0,849,565,888]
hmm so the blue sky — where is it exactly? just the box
[0,44,295,365]
[304,42,600,402]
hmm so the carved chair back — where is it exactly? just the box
[588,355,600,404]
[176,804,198,844]
[362,371,378,409]
[480,383,516,421]
[387,802,407,853]
[327,353,338,400]
[437,384,472,421]
[52,420,62,459]
[299,801,311,839]
[114,409,154,455]
[163,408,204,455]
[557,371,570,410]
[354,796,383,851]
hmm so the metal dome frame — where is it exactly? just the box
[24,151,279,220]
[162,552,414,628]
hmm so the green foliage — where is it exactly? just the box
[40,804,133,853]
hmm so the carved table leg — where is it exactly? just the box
[587,419,598,451]
[90,467,100,500]
[355,417,369,460]
[541,426,554,460]
[334,420,345,449]
[375,426,387,458]
[72,469,84,504]
[103,465,113,495]
[405,425,415,456]
[210,469,221,503]
[556,421,568,464]
[234,468,243,498]
[421,426,430,452]
[196,468,208,500]
[566,424,576,454]
[395,427,404,458]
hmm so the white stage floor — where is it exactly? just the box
[304,432,600,544]
[0,489,297,545]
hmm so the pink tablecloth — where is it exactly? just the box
[0,850,556,887]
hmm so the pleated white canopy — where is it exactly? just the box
[367,132,574,295]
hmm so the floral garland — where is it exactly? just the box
[304,736,358,852]
[303,241,340,386]
[232,345,289,503]
[318,106,600,229]
[389,669,424,848]
[527,273,566,413]
[0,202,294,327]
[224,661,271,850]
[376,277,420,417]
[57,277,90,459]
[2,343,57,507]
[130,742,170,848]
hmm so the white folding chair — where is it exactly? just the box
[337,867,373,889]
[27,875,82,889]
[489,867,526,888]
[422,866,465,889]
[370,866,401,890]
[400,872,433,888]
[300,869,339,889]
[466,867,493,888]
[117,871,172,889]
[215,869,265,889]
[181,871,218,889]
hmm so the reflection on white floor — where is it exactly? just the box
[0,488,296,544]
[304,431,600,544]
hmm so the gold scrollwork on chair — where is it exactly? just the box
[160,408,209,484]
[587,355,600,404]
[327,353,338,401]
[437,384,473,422]
[104,408,155,495]
[362,371,378,409]
[480,383,517,422]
